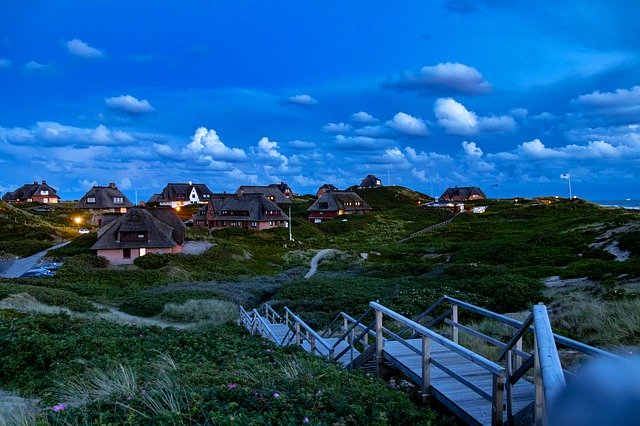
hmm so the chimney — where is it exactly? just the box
[34,181,38,184]
[108,182,116,189]
[42,180,46,185]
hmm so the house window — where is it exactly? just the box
[139,248,146,256]
[267,196,275,201]
[41,190,49,195]
[137,234,145,239]
[269,221,274,226]
[113,197,124,204]
[251,221,257,228]
[86,196,96,204]
[123,248,131,259]
[203,194,210,198]
[318,202,328,209]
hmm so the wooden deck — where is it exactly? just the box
[384,338,534,425]
[240,297,619,426]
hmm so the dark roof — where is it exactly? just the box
[440,186,487,201]
[360,175,383,188]
[149,207,186,244]
[236,186,292,204]
[92,207,184,250]
[1,181,59,202]
[210,193,289,221]
[318,183,338,192]
[268,182,295,198]
[76,184,133,209]
[150,182,214,203]
[307,191,372,212]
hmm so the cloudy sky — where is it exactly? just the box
[1,1,639,201]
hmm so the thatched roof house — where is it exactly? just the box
[440,186,486,201]
[307,191,371,223]
[193,193,289,230]
[2,181,60,204]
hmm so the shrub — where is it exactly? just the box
[133,253,169,270]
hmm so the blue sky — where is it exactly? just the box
[1,0,639,201]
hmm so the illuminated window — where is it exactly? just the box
[86,196,96,204]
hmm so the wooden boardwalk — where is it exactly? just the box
[240,296,620,425]
[384,339,533,425]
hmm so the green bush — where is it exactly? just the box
[133,253,169,270]
[618,231,640,257]
[561,259,618,280]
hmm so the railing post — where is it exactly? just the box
[328,348,334,361]
[350,329,355,365]
[310,334,316,355]
[295,322,301,345]
[534,336,543,425]
[515,338,523,370]
[251,312,257,335]
[451,303,459,344]
[506,350,514,424]
[421,334,431,402]
[285,311,289,327]
[375,308,384,377]
[363,327,369,348]
[491,370,506,426]
[343,316,348,335]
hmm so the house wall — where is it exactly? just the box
[97,247,179,265]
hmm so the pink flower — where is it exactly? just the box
[227,383,237,389]
[273,392,280,398]
[304,417,310,423]
[52,403,67,412]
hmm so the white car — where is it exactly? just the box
[78,228,91,234]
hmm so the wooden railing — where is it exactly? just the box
[370,301,507,426]
[283,307,334,358]
[399,213,459,243]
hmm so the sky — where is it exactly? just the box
[1,0,640,202]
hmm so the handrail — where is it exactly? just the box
[533,305,566,410]
[370,301,504,376]
[443,295,623,360]
[263,303,282,322]
[333,321,375,361]
[253,309,280,343]
[323,311,347,338]
[284,307,333,352]
[330,308,375,347]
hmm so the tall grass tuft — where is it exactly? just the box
[55,363,138,407]
[158,298,237,325]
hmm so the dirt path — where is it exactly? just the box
[304,249,336,279]
[0,242,68,278]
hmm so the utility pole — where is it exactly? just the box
[288,205,293,241]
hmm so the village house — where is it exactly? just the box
[92,207,185,265]
[192,193,289,230]
[440,186,487,201]
[148,181,214,208]
[316,183,339,198]
[307,191,372,223]
[76,183,133,225]
[236,185,292,205]
[268,182,295,199]
[359,175,383,188]
[1,181,60,204]
[422,199,466,213]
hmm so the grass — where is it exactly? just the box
[1,190,639,423]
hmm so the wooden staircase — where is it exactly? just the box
[239,296,622,425]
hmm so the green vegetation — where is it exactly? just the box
[1,189,639,424]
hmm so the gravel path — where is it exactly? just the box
[0,242,68,278]
[304,249,336,279]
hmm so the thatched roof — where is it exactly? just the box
[76,183,133,209]
[92,207,184,250]
[236,186,292,204]
[308,191,371,212]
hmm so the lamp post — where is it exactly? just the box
[288,206,293,241]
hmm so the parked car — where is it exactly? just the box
[78,228,90,234]
[38,262,62,271]
[20,268,55,278]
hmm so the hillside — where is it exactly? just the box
[0,190,639,423]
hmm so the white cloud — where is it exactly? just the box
[65,39,104,58]
[574,86,640,121]
[386,112,429,136]
[335,135,391,151]
[283,94,318,106]
[405,146,452,162]
[0,58,12,69]
[80,179,99,190]
[510,108,528,118]
[0,122,135,147]
[434,98,516,135]
[23,61,51,71]
[355,125,387,137]
[105,95,155,115]
[350,111,379,123]
[386,62,492,95]
[462,141,483,157]
[288,139,316,149]
[519,139,567,159]
[411,168,428,183]
[371,148,408,165]
[322,122,352,133]
[187,127,246,161]
[256,137,288,165]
